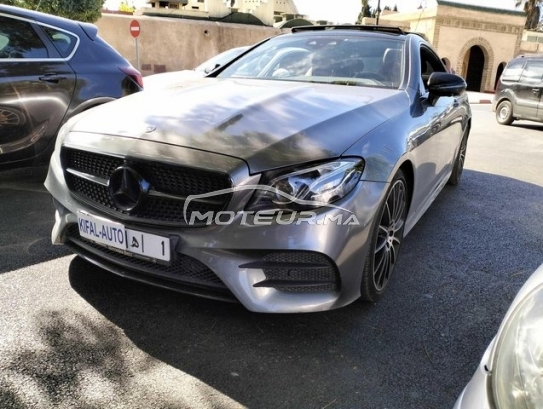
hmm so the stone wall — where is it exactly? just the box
[383,8,438,43]
[95,14,283,76]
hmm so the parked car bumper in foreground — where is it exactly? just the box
[454,263,543,408]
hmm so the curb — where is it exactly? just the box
[470,99,492,104]
[466,91,494,105]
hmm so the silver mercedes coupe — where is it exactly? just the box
[45,26,471,313]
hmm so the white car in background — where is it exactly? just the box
[454,263,543,408]
[143,46,249,90]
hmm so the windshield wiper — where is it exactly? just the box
[328,80,364,86]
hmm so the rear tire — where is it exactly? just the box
[496,100,514,125]
[360,170,408,302]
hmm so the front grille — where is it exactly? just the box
[62,148,232,225]
[65,224,227,289]
[247,251,340,293]
[64,149,123,179]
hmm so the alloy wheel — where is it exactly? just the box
[373,179,406,291]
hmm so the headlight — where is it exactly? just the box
[492,284,543,408]
[247,159,364,211]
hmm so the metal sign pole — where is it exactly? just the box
[129,20,141,71]
[135,37,140,71]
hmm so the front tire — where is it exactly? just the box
[448,129,468,186]
[360,170,408,302]
[496,100,514,125]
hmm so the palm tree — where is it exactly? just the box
[516,0,542,30]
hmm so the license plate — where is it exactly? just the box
[77,212,171,262]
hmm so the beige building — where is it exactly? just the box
[378,1,526,92]
[142,0,303,27]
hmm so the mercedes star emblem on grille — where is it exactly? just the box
[108,166,149,212]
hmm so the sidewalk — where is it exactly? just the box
[466,91,493,105]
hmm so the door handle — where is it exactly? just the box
[38,73,66,83]
[532,88,541,94]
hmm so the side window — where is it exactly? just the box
[0,16,48,59]
[0,34,8,51]
[501,60,525,82]
[41,26,77,58]
[519,61,543,84]
[420,46,446,91]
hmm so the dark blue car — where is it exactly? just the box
[0,5,143,169]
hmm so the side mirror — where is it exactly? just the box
[204,63,221,74]
[427,72,466,97]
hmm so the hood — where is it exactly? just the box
[142,70,203,90]
[72,78,409,173]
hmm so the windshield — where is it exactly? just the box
[217,34,405,89]
[195,46,249,73]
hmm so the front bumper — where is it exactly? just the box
[453,339,495,409]
[45,136,387,313]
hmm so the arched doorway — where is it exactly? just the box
[495,62,506,89]
[465,46,485,91]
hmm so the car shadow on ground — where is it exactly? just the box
[2,169,543,408]
[0,166,71,275]
[510,122,543,131]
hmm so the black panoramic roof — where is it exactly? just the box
[291,25,431,43]
[291,25,408,36]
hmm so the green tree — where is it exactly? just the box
[356,0,372,24]
[0,0,105,22]
[516,0,542,30]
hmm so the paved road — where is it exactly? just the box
[1,105,542,409]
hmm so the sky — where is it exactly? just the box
[104,0,522,24]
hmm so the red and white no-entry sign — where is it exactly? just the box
[129,20,140,38]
